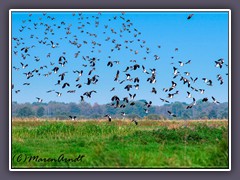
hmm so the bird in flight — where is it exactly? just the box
[187,14,194,20]
[104,114,112,122]
[168,111,176,117]
[36,97,43,102]
[69,116,76,120]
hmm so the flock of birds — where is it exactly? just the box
[12,12,228,125]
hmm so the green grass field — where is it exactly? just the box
[11,119,229,169]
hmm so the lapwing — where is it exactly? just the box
[69,116,76,120]
[187,14,194,20]
[168,111,176,117]
[160,98,170,103]
[36,97,43,102]
[104,114,112,122]
[212,96,220,105]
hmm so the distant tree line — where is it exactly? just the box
[12,100,228,120]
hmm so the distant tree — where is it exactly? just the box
[208,110,217,119]
[17,106,35,117]
[36,107,45,117]
[182,112,190,120]
[90,114,102,119]
[146,114,160,120]
[199,112,208,119]
[159,115,167,120]
[92,103,103,115]
[11,100,229,119]
[69,103,80,115]
[172,102,185,117]
[220,111,228,119]
[55,111,68,120]
[127,113,141,119]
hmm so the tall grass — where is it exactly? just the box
[11,119,228,168]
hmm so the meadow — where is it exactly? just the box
[11,118,229,169]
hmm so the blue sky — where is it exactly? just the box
[11,11,229,105]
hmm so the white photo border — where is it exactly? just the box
[9,9,231,171]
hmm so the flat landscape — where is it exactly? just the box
[11,119,228,169]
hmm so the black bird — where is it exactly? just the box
[160,98,170,103]
[110,87,115,91]
[151,87,157,94]
[85,78,92,85]
[52,66,59,73]
[178,61,184,66]
[23,83,30,85]
[207,80,213,86]
[126,74,131,80]
[73,70,83,76]
[123,66,129,72]
[124,84,132,91]
[144,108,149,113]
[55,80,61,86]
[83,90,97,98]
[36,97,43,102]
[163,88,168,92]
[134,84,139,90]
[119,80,125,84]
[56,92,62,97]
[69,116,76,121]
[59,72,67,81]
[147,74,156,84]
[46,90,55,93]
[133,64,140,70]
[142,65,149,74]
[144,101,152,108]
[186,98,196,109]
[111,95,120,102]
[212,96,220,105]
[129,93,136,100]
[202,98,208,102]
[76,84,82,88]
[114,70,120,81]
[202,78,208,83]
[173,67,178,75]
[184,72,190,76]
[23,71,33,79]
[67,90,76,93]
[186,91,192,98]
[169,81,177,91]
[121,112,126,117]
[21,47,30,53]
[217,74,224,85]
[130,102,135,106]
[154,55,160,60]
[123,97,129,103]
[50,40,58,48]
[131,118,138,125]
[13,66,20,71]
[187,14,194,20]
[190,77,198,83]
[134,77,139,83]
[62,82,70,89]
[168,93,175,99]
[20,62,28,69]
[168,111,176,117]
[107,61,113,67]
[80,95,84,102]
[104,114,112,122]
[174,90,179,95]
[215,60,223,68]
[150,68,156,74]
